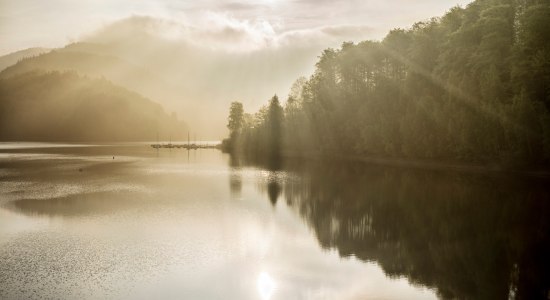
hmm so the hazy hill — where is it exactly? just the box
[0,71,186,142]
[0,48,51,71]
[0,41,230,138]
[0,16,375,138]
[0,49,174,108]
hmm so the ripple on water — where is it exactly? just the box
[0,231,194,300]
[0,181,147,206]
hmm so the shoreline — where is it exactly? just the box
[1,141,549,178]
[279,151,550,179]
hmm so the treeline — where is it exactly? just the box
[225,0,550,167]
[0,71,186,142]
[223,97,283,160]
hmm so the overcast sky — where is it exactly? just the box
[1,0,473,55]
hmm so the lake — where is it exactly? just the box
[0,143,548,299]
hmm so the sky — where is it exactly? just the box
[1,0,473,55]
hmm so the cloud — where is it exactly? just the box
[71,15,379,138]
[218,2,268,11]
[0,0,474,55]
[83,15,375,53]
[321,25,375,37]
[276,24,376,49]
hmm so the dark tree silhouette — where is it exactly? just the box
[224,0,550,168]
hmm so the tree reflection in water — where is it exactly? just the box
[229,154,243,198]
[247,157,550,300]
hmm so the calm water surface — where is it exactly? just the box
[0,144,548,299]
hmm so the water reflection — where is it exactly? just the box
[257,272,276,300]
[250,159,550,300]
[229,154,243,198]
[1,145,548,299]
[266,180,281,206]
[5,192,141,217]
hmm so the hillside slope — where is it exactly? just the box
[0,49,169,103]
[0,71,186,142]
[0,48,51,71]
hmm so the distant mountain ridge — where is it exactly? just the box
[0,47,51,71]
[0,71,186,142]
[0,48,171,104]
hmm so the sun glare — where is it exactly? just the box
[257,271,276,300]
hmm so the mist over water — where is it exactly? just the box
[0,144,548,299]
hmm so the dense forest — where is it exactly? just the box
[0,71,185,142]
[225,0,550,168]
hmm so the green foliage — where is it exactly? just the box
[227,102,244,137]
[266,95,283,154]
[225,0,550,167]
[0,71,186,142]
[223,101,245,152]
[224,95,284,161]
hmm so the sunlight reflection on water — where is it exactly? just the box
[258,271,276,300]
[0,144,443,300]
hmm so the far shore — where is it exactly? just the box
[278,151,550,179]
[2,141,549,178]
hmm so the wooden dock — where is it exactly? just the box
[150,143,221,150]
[152,132,220,150]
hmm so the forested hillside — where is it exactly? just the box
[0,47,50,71]
[0,71,185,142]
[0,48,165,101]
[227,0,550,167]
